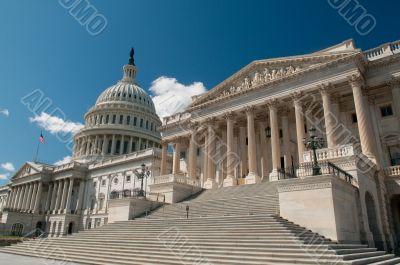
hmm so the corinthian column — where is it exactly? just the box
[319,83,338,148]
[348,74,376,161]
[267,99,281,181]
[281,108,291,168]
[204,121,217,189]
[292,92,306,164]
[172,139,181,174]
[160,141,168,175]
[223,112,237,186]
[188,133,197,178]
[65,178,74,214]
[245,106,260,184]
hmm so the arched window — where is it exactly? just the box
[140,118,143,128]
[133,117,137,126]
[146,120,149,130]
[126,116,131,125]
[105,115,109,124]
[11,223,24,237]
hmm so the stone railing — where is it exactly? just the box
[153,174,200,187]
[364,40,400,61]
[384,165,400,177]
[303,144,356,163]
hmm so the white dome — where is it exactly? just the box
[95,81,156,112]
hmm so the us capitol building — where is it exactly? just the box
[1,39,400,257]
[0,50,170,235]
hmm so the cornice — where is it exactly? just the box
[188,52,360,111]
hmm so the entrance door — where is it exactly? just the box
[67,222,74,235]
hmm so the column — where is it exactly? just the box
[111,135,116,154]
[268,99,281,180]
[160,141,168,175]
[65,178,74,214]
[224,112,236,186]
[281,108,291,168]
[188,132,197,178]
[239,126,247,177]
[12,186,21,209]
[348,74,376,161]
[245,106,259,183]
[54,180,62,212]
[29,182,38,212]
[76,180,85,213]
[79,137,86,157]
[172,139,181,174]
[122,135,126,154]
[93,135,99,154]
[45,183,53,212]
[319,84,338,148]
[389,78,400,124]
[101,135,107,155]
[86,137,91,156]
[293,93,306,164]
[60,179,68,213]
[259,122,269,178]
[33,182,43,213]
[204,122,217,189]
[50,181,58,212]
[128,136,133,153]
[6,188,14,209]
[202,130,208,186]
[18,185,26,210]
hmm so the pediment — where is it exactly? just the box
[190,50,360,108]
[11,162,45,180]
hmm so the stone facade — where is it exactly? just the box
[0,52,172,237]
[155,39,400,250]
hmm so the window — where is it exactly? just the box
[246,137,248,145]
[101,179,106,186]
[150,122,153,131]
[133,117,137,126]
[146,120,149,130]
[105,115,109,124]
[123,141,128,154]
[279,129,283,138]
[197,148,200,156]
[116,140,121,154]
[351,113,358,123]
[140,118,143,127]
[119,115,123,124]
[126,116,131,125]
[94,115,98,125]
[112,115,116,124]
[131,142,136,152]
[126,175,131,182]
[99,115,103,124]
[11,223,24,236]
[107,140,112,154]
[93,182,97,188]
[114,178,119,184]
[380,105,393,117]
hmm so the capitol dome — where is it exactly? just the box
[72,49,162,161]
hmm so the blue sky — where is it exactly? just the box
[0,0,398,185]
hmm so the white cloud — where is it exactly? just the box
[150,76,206,118]
[0,108,9,117]
[29,112,83,135]
[1,162,15,172]
[54,156,72,166]
[0,173,9,180]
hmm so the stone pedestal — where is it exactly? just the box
[269,170,279,182]
[277,175,361,243]
[203,178,217,189]
[223,177,237,187]
[108,197,159,223]
[245,173,261,184]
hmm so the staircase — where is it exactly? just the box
[1,182,399,265]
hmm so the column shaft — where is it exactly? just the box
[206,125,216,180]
[172,140,181,174]
[76,180,85,213]
[188,134,197,178]
[160,142,168,175]
[320,85,337,148]
[269,103,281,172]
[294,99,306,163]
[60,179,68,212]
[45,183,53,212]
[33,182,42,213]
[246,107,258,177]
[65,178,74,213]
[226,114,235,178]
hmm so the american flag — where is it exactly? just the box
[39,132,45,144]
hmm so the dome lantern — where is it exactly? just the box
[122,48,137,83]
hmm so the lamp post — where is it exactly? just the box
[303,127,324,176]
[135,163,150,197]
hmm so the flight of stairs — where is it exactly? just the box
[0,181,399,265]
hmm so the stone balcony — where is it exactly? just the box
[384,165,400,177]
[153,173,200,187]
[303,144,356,163]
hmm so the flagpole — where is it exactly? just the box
[34,131,42,162]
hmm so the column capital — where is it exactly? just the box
[387,77,400,89]
[318,83,334,95]
[265,98,279,109]
[290,90,303,102]
[224,111,235,120]
[347,72,365,87]
[244,105,256,114]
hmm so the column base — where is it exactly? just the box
[269,169,279,182]
[203,178,217,189]
[223,176,237,187]
[245,172,260,184]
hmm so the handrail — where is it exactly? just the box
[278,161,354,184]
